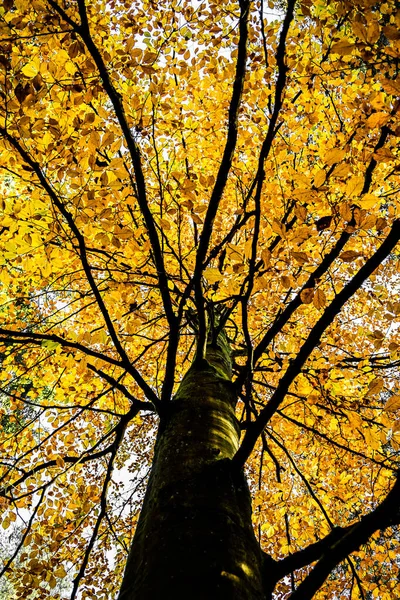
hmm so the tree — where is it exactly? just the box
[0,0,399,597]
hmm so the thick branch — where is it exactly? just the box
[286,475,400,600]
[270,527,349,582]
[47,0,175,328]
[210,0,298,353]
[45,0,180,405]
[191,0,250,360]
[0,130,161,407]
[251,117,393,371]
[0,326,159,407]
[70,404,127,600]
[0,132,125,366]
[0,403,139,497]
[252,228,351,367]
[233,219,400,468]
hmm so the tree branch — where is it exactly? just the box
[0,326,159,407]
[46,0,176,329]
[252,228,351,367]
[87,363,158,413]
[1,402,138,498]
[0,488,46,578]
[286,474,400,600]
[233,219,400,469]
[276,410,395,471]
[191,0,250,361]
[251,119,393,371]
[70,408,126,600]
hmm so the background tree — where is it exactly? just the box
[0,0,400,598]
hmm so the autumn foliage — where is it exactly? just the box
[0,0,400,598]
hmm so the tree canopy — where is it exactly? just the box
[0,0,400,598]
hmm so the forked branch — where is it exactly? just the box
[233,219,400,469]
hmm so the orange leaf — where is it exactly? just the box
[300,288,314,304]
[313,288,327,310]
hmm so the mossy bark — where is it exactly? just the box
[118,334,265,599]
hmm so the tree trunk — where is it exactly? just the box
[117,333,266,599]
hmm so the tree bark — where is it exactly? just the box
[118,333,266,599]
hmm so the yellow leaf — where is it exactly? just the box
[384,395,400,412]
[271,219,286,238]
[142,51,157,64]
[352,22,368,43]
[292,251,309,265]
[159,218,171,230]
[41,340,61,351]
[204,268,223,283]
[101,131,115,147]
[191,213,202,225]
[21,62,40,78]
[244,238,253,260]
[391,437,400,451]
[261,248,271,268]
[296,375,313,395]
[261,524,275,537]
[383,25,400,41]
[294,205,307,221]
[352,20,379,44]
[182,179,196,191]
[382,78,400,96]
[226,244,242,262]
[313,169,326,188]
[359,194,379,209]
[324,148,346,166]
[340,250,363,262]
[331,39,354,56]
[89,130,101,151]
[347,410,362,429]
[131,48,143,58]
[366,19,380,44]
[366,112,388,129]
[366,377,384,397]
[376,217,387,231]
[392,420,400,433]
[55,566,67,578]
[345,176,364,198]
[313,288,327,310]
[332,163,351,178]
[373,148,396,163]
[364,426,380,451]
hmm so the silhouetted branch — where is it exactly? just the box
[0,488,46,578]
[70,403,127,600]
[0,325,159,406]
[47,0,176,329]
[252,119,394,370]
[87,363,158,412]
[286,474,400,600]
[233,219,400,469]
[252,228,351,367]
[191,0,250,361]
[277,410,395,471]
